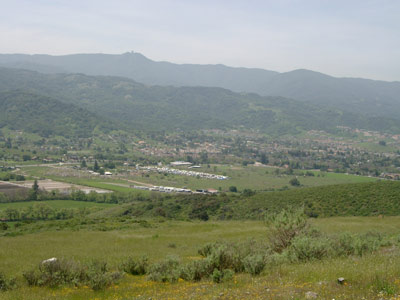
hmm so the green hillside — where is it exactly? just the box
[0,90,115,137]
[1,68,399,135]
[115,181,400,220]
[1,52,399,120]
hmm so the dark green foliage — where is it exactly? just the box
[121,256,148,275]
[211,268,234,283]
[0,272,16,291]
[229,186,238,193]
[289,177,300,186]
[239,181,400,218]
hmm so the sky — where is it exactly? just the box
[1,0,399,81]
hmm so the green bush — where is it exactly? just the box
[180,259,212,282]
[243,254,266,275]
[265,208,309,253]
[86,261,122,291]
[0,272,16,291]
[332,232,383,257]
[23,258,121,290]
[23,259,86,288]
[121,256,148,275]
[212,268,234,283]
[204,243,244,272]
[147,256,181,282]
[288,236,330,261]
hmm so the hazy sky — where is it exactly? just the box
[1,0,399,81]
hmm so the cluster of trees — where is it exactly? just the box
[1,203,91,221]
[0,173,25,181]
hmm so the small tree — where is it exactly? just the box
[260,153,269,165]
[229,186,238,193]
[265,207,309,253]
[80,159,87,168]
[289,177,300,186]
[93,160,99,171]
[30,180,39,201]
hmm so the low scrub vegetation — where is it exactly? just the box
[23,258,122,290]
[138,208,389,284]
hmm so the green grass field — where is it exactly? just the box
[1,218,400,299]
[123,165,376,192]
[20,164,377,194]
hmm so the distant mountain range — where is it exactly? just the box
[1,67,400,137]
[1,52,400,119]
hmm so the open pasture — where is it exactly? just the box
[1,217,400,299]
[124,164,377,192]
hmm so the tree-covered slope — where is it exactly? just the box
[0,90,114,137]
[1,68,400,134]
[1,52,399,119]
[115,181,400,220]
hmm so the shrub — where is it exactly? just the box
[180,259,212,282]
[87,261,122,291]
[288,236,330,261]
[198,243,215,257]
[121,256,148,275]
[353,232,383,256]
[212,268,234,283]
[23,259,86,288]
[289,178,300,186]
[0,272,16,291]
[243,254,266,275]
[23,258,121,290]
[205,243,243,272]
[0,223,8,231]
[265,208,309,253]
[147,256,181,282]
[333,232,383,257]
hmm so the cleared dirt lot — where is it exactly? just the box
[0,181,29,198]
[15,179,111,194]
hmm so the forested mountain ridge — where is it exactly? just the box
[1,52,400,119]
[1,67,400,136]
[0,90,116,137]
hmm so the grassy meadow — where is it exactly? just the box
[19,164,377,194]
[124,165,376,191]
[1,217,400,299]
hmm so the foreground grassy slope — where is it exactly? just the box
[1,218,400,299]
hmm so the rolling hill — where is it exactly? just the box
[1,67,400,135]
[1,52,400,119]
